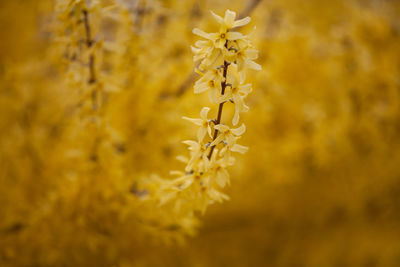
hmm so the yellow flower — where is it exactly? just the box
[206,186,230,203]
[207,153,230,188]
[182,107,213,142]
[200,48,225,70]
[194,69,223,93]
[218,144,248,166]
[192,10,250,49]
[210,9,251,31]
[182,140,208,172]
[171,174,195,191]
[191,40,214,63]
[193,68,226,103]
[223,64,253,125]
[210,123,246,147]
[226,43,261,71]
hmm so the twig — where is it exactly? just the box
[82,9,97,110]
[208,60,229,159]
[238,0,262,19]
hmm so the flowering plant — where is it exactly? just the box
[151,9,261,219]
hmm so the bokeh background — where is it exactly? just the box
[1,0,400,266]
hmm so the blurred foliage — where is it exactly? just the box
[1,0,400,266]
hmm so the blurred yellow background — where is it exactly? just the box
[1,0,400,266]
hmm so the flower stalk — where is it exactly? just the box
[156,9,261,215]
[208,60,229,159]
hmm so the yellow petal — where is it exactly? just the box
[182,116,203,126]
[230,144,248,154]
[246,60,262,70]
[193,28,213,40]
[197,127,207,142]
[200,107,211,120]
[233,16,251,28]
[194,82,209,94]
[226,134,236,147]
[244,48,258,60]
[214,124,230,132]
[231,123,246,136]
[232,109,240,126]
[226,31,243,40]
[210,134,224,147]
[210,10,224,24]
[216,170,227,188]
[224,9,236,28]
[182,140,199,149]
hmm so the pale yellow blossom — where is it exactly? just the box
[182,107,213,142]
[192,9,250,49]
[210,123,246,147]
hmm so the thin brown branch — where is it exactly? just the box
[238,0,263,19]
[82,10,93,47]
[82,9,97,110]
[208,60,229,159]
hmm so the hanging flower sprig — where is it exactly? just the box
[162,9,261,214]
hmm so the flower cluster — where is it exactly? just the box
[160,10,260,214]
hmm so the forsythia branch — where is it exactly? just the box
[141,10,261,232]
[208,60,229,159]
[82,9,97,110]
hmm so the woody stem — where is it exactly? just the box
[208,60,229,159]
[82,9,97,110]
